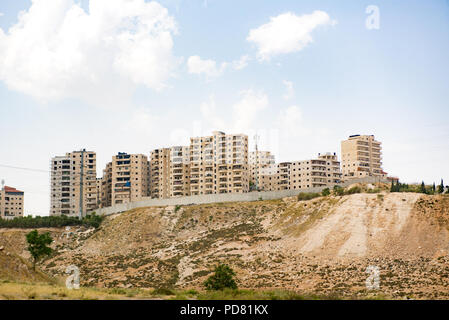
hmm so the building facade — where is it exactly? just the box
[341,135,385,179]
[150,146,190,199]
[259,153,341,191]
[0,186,24,219]
[189,131,249,195]
[100,161,112,208]
[249,150,275,191]
[289,153,341,189]
[50,149,97,216]
[108,152,150,205]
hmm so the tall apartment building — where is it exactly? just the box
[289,152,341,190]
[189,131,249,195]
[150,146,190,199]
[103,152,150,205]
[341,135,385,179]
[95,178,102,208]
[50,149,97,216]
[0,186,24,220]
[259,153,341,191]
[249,151,275,190]
[101,162,112,208]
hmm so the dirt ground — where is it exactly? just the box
[1,191,449,299]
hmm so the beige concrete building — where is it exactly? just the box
[101,162,112,208]
[50,149,97,217]
[289,152,341,189]
[189,131,249,195]
[0,186,24,219]
[341,135,385,179]
[249,151,275,191]
[96,178,102,209]
[108,152,150,205]
[259,153,341,191]
[150,146,190,199]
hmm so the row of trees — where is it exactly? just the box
[390,179,447,194]
[0,213,103,229]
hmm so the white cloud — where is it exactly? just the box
[0,0,179,106]
[283,80,294,100]
[232,89,269,132]
[0,12,4,17]
[247,11,336,61]
[188,54,250,79]
[200,94,226,129]
[232,55,250,70]
[187,55,227,78]
[276,105,307,137]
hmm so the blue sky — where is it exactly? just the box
[0,0,448,215]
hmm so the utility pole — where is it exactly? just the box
[1,179,4,218]
[79,149,84,220]
[254,133,260,191]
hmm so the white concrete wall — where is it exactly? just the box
[88,177,388,217]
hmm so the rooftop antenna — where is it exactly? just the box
[1,179,4,189]
[254,133,260,152]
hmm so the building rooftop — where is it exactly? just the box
[3,186,24,194]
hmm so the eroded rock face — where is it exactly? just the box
[2,192,449,299]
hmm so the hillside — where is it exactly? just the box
[1,190,449,299]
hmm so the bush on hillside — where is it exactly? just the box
[297,192,321,201]
[204,264,238,291]
[321,188,330,196]
[333,185,345,196]
[346,186,362,195]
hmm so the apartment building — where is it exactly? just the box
[289,153,341,189]
[259,153,341,191]
[0,186,24,219]
[249,151,275,190]
[150,146,190,199]
[50,149,97,216]
[105,152,150,205]
[101,162,112,208]
[341,135,385,179]
[96,178,102,208]
[189,131,249,195]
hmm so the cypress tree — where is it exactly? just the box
[420,181,427,194]
[437,179,444,194]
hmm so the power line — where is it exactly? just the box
[0,164,49,173]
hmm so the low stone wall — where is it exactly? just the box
[89,176,388,217]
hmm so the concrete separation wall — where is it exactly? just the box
[89,176,388,217]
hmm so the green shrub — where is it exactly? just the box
[346,186,361,195]
[204,264,238,291]
[333,185,345,196]
[174,205,181,212]
[321,188,330,196]
[297,192,321,201]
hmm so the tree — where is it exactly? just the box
[26,230,53,270]
[390,181,395,192]
[204,264,237,291]
[432,183,436,194]
[437,179,444,194]
[420,181,427,194]
[322,188,330,196]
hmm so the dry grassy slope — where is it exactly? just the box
[1,192,449,299]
